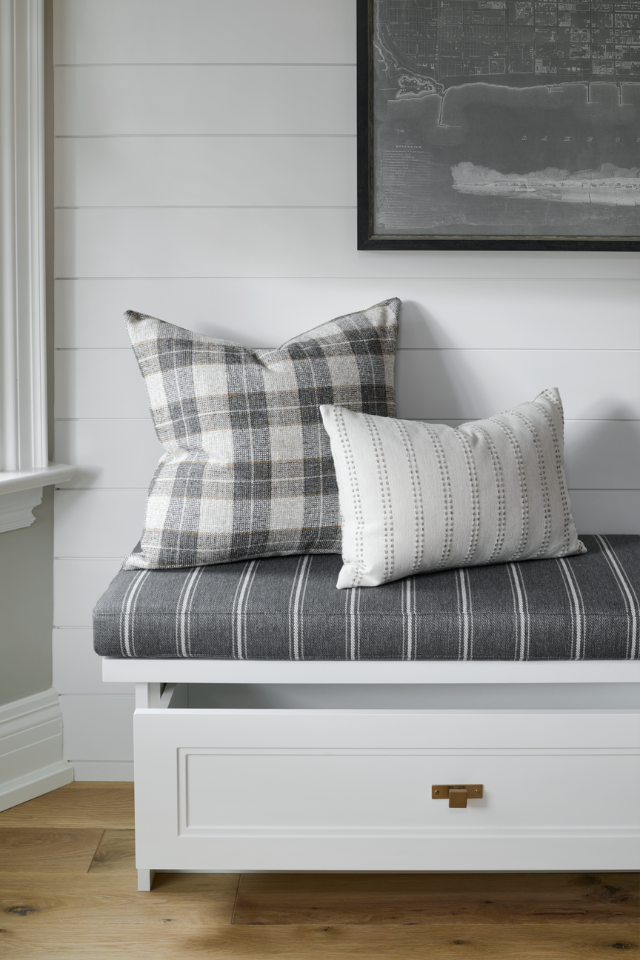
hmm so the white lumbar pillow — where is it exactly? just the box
[320,388,585,588]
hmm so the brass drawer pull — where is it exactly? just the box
[432,784,483,808]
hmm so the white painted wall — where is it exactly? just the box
[52,0,640,778]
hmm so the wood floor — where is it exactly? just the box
[0,783,637,959]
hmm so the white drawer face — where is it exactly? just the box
[134,708,640,872]
[179,749,639,835]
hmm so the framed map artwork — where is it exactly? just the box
[357,0,640,248]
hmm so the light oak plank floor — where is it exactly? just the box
[0,783,637,959]
[233,872,640,925]
[0,782,134,828]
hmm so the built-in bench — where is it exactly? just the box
[95,534,640,889]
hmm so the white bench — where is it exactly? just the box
[102,657,640,891]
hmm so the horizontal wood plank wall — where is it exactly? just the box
[52,0,640,777]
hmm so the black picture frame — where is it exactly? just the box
[357,0,640,251]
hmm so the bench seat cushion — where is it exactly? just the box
[93,534,639,661]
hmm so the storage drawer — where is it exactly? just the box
[134,700,640,873]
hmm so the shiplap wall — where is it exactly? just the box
[52,0,640,779]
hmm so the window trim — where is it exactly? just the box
[0,0,73,531]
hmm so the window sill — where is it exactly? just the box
[0,464,75,533]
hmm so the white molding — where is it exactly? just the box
[0,0,73,531]
[103,657,640,685]
[0,465,75,531]
[0,486,42,532]
[1,0,46,472]
[0,464,76,495]
[0,687,73,811]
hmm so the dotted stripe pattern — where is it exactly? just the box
[420,423,455,570]
[510,409,552,559]
[530,399,572,555]
[491,416,530,563]
[395,417,425,576]
[316,389,586,589]
[333,405,366,588]
[364,414,396,583]
[454,428,481,566]
[474,424,507,563]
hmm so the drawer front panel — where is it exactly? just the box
[134,708,640,872]
[179,749,639,834]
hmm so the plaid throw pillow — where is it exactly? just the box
[123,298,400,570]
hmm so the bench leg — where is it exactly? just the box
[138,868,155,892]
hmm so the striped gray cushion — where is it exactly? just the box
[93,535,639,660]
[123,299,399,570]
[320,388,585,588]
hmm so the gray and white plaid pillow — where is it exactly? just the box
[123,298,400,569]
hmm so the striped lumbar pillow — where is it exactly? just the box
[320,388,586,588]
[123,298,399,570]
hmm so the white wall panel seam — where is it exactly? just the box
[53,274,640,281]
[55,206,358,210]
[52,274,640,280]
[54,66,357,136]
[54,63,357,67]
[54,134,358,138]
[51,274,640,278]
[53,346,640,420]
[53,0,357,65]
[53,211,640,279]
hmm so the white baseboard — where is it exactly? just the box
[71,761,134,781]
[0,688,73,811]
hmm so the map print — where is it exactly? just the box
[372,0,640,235]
